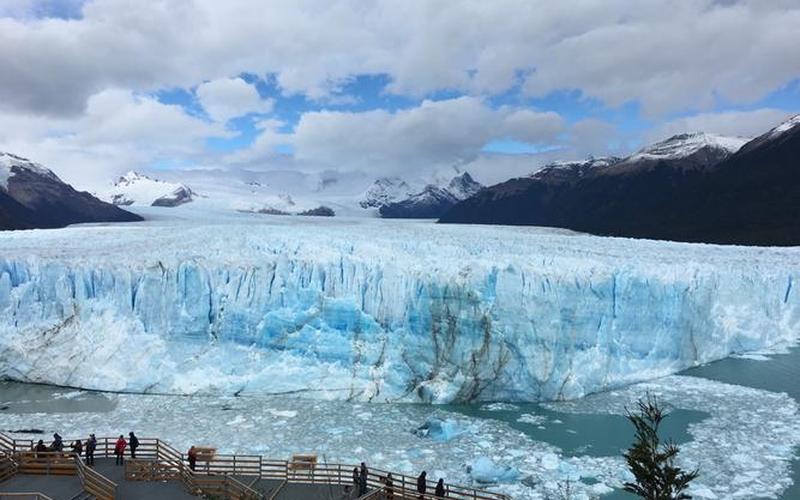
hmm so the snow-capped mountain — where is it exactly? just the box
[102,171,196,207]
[625,132,747,162]
[530,156,622,183]
[379,172,483,218]
[0,152,60,189]
[441,117,800,245]
[0,152,141,230]
[738,112,800,155]
[359,177,415,209]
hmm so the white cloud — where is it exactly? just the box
[0,89,229,189]
[289,97,565,175]
[650,108,795,142]
[0,1,798,117]
[567,118,622,157]
[0,1,797,191]
[196,77,273,123]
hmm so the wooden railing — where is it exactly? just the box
[0,493,55,500]
[13,452,77,476]
[75,453,116,500]
[0,432,508,500]
[0,450,17,483]
[0,449,117,500]
[358,486,387,499]
[193,475,262,500]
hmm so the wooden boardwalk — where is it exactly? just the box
[0,432,510,500]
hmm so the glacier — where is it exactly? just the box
[0,208,798,403]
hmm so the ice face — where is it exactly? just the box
[0,212,798,402]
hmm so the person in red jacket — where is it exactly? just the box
[114,435,127,466]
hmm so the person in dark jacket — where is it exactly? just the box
[417,470,427,498]
[50,433,63,452]
[128,432,139,459]
[187,446,198,471]
[85,434,97,466]
[34,439,47,455]
[385,472,395,500]
[435,478,447,497]
[114,435,127,465]
[71,440,83,457]
[358,462,369,496]
[352,467,359,488]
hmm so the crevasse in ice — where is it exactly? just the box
[0,213,797,402]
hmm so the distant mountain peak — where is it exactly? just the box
[446,171,482,199]
[768,114,800,138]
[532,156,621,180]
[359,176,415,209]
[378,171,483,218]
[0,152,60,189]
[103,170,195,207]
[628,132,748,162]
[115,170,152,185]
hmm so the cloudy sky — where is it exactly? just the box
[0,0,798,189]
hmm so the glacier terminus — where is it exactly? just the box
[0,209,797,403]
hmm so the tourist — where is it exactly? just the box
[34,439,47,455]
[385,472,395,500]
[435,478,447,497]
[50,433,63,452]
[359,462,369,495]
[416,470,427,499]
[114,435,127,466]
[86,434,97,466]
[71,440,83,457]
[352,467,359,489]
[128,432,139,459]
[187,446,198,471]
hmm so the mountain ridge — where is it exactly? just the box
[440,116,800,246]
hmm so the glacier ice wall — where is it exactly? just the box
[0,215,798,402]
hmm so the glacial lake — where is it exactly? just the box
[0,347,798,499]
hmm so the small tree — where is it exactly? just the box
[623,393,699,500]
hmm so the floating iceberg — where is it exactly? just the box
[467,457,521,484]
[414,417,466,442]
[0,212,798,402]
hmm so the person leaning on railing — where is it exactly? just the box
[71,439,83,457]
[49,433,63,452]
[33,439,47,458]
[435,478,448,498]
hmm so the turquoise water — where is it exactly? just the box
[442,403,706,459]
[441,346,800,499]
[682,348,800,500]
[443,400,705,499]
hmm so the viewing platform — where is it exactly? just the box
[0,432,510,500]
